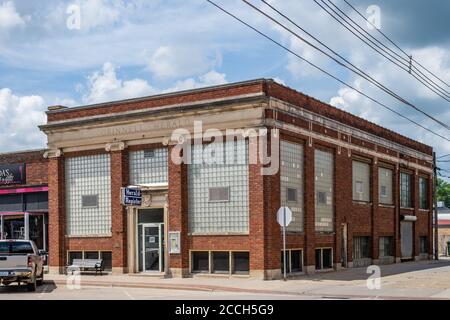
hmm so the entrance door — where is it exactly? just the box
[401,221,413,259]
[139,223,164,272]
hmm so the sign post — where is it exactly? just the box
[277,206,292,281]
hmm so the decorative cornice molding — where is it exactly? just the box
[105,141,126,152]
[43,149,63,159]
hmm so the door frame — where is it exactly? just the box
[137,222,164,273]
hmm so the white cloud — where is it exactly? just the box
[82,62,155,104]
[165,70,227,92]
[0,1,26,29]
[147,46,220,79]
[0,88,46,151]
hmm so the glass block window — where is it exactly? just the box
[314,149,334,232]
[65,154,111,236]
[280,141,304,232]
[400,172,412,208]
[188,140,248,233]
[352,161,370,202]
[129,148,168,185]
[419,177,428,209]
[379,167,393,205]
[379,236,394,257]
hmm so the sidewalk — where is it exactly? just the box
[44,259,450,299]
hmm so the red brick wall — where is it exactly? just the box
[0,150,48,188]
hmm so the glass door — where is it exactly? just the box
[138,223,164,272]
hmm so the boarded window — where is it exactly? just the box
[208,187,230,202]
[352,161,370,202]
[81,195,98,208]
[192,252,209,273]
[315,248,332,270]
[232,252,249,274]
[212,252,229,273]
[314,150,334,232]
[379,167,393,205]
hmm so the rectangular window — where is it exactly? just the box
[379,167,393,204]
[379,236,394,257]
[101,251,112,271]
[419,177,428,209]
[281,249,303,274]
[232,252,249,274]
[84,251,99,259]
[192,252,209,273]
[129,148,168,185]
[315,248,332,270]
[188,140,249,233]
[212,252,230,273]
[81,195,98,208]
[315,150,334,232]
[65,154,111,236]
[280,141,304,232]
[352,160,370,202]
[208,187,230,202]
[400,172,412,208]
[68,251,82,265]
[420,236,428,254]
[353,236,371,260]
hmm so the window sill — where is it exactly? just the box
[400,207,415,211]
[188,232,249,236]
[353,201,372,206]
[378,204,395,208]
[419,209,430,213]
[66,234,112,238]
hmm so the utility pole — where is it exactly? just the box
[433,152,439,260]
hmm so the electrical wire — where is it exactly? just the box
[206,0,450,144]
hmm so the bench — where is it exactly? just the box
[67,259,104,275]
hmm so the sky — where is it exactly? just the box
[0,0,449,179]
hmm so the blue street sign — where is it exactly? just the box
[121,187,142,206]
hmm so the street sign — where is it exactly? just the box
[121,187,142,206]
[277,206,292,227]
[277,206,292,281]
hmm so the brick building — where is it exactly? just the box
[0,150,49,258]
[39,79,433,279]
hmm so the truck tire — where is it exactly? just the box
[27,276,37,292]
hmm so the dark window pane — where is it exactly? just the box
[68,251,82,265]
[25,192,48,211]
[232,252,249,274]
[280,250,290,273]
[353,236,371,259]
[212,252,229,273]
[138,209,164,223]
[101,251,112,271]
[0,194,22,212]
[0,242,9,254]
[287,188,297,202]
[322,248,332,269]
[11,242,33,254]
[291,250,302,272]
[420,237,428,254]
[315,249,322,269]
[84,251,99,260]
[192,252,209,272]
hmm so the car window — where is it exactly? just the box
[10,242,34,254]
[0,242,9,254]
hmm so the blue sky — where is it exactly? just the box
[0,0,449,178]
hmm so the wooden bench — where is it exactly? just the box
[67,259,104,275]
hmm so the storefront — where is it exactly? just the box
[0,152,49,262]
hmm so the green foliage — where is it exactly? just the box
[437,178,450,208]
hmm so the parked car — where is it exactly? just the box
[0,240,45,292]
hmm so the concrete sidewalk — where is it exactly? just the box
[44,259,450,299]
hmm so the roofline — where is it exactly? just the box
[46,78,271,115]
[0,148,47,156]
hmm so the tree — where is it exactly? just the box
[437,178,450,208]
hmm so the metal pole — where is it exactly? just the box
[433,152,439,260]
[283,207,287,281]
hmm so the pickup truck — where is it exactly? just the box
[0,240,45,292]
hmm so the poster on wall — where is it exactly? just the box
[0,163,25,185]
[168,231,180,254]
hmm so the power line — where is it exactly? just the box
[206,0,450,144]
[437,154,450,159]
[342,0,450,90]
[314,0,450,102]
[243,0,450,130]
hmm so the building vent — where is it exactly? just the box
[82,195,99,208]
[208,187,230,202]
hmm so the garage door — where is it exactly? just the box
[400,221,413,259]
